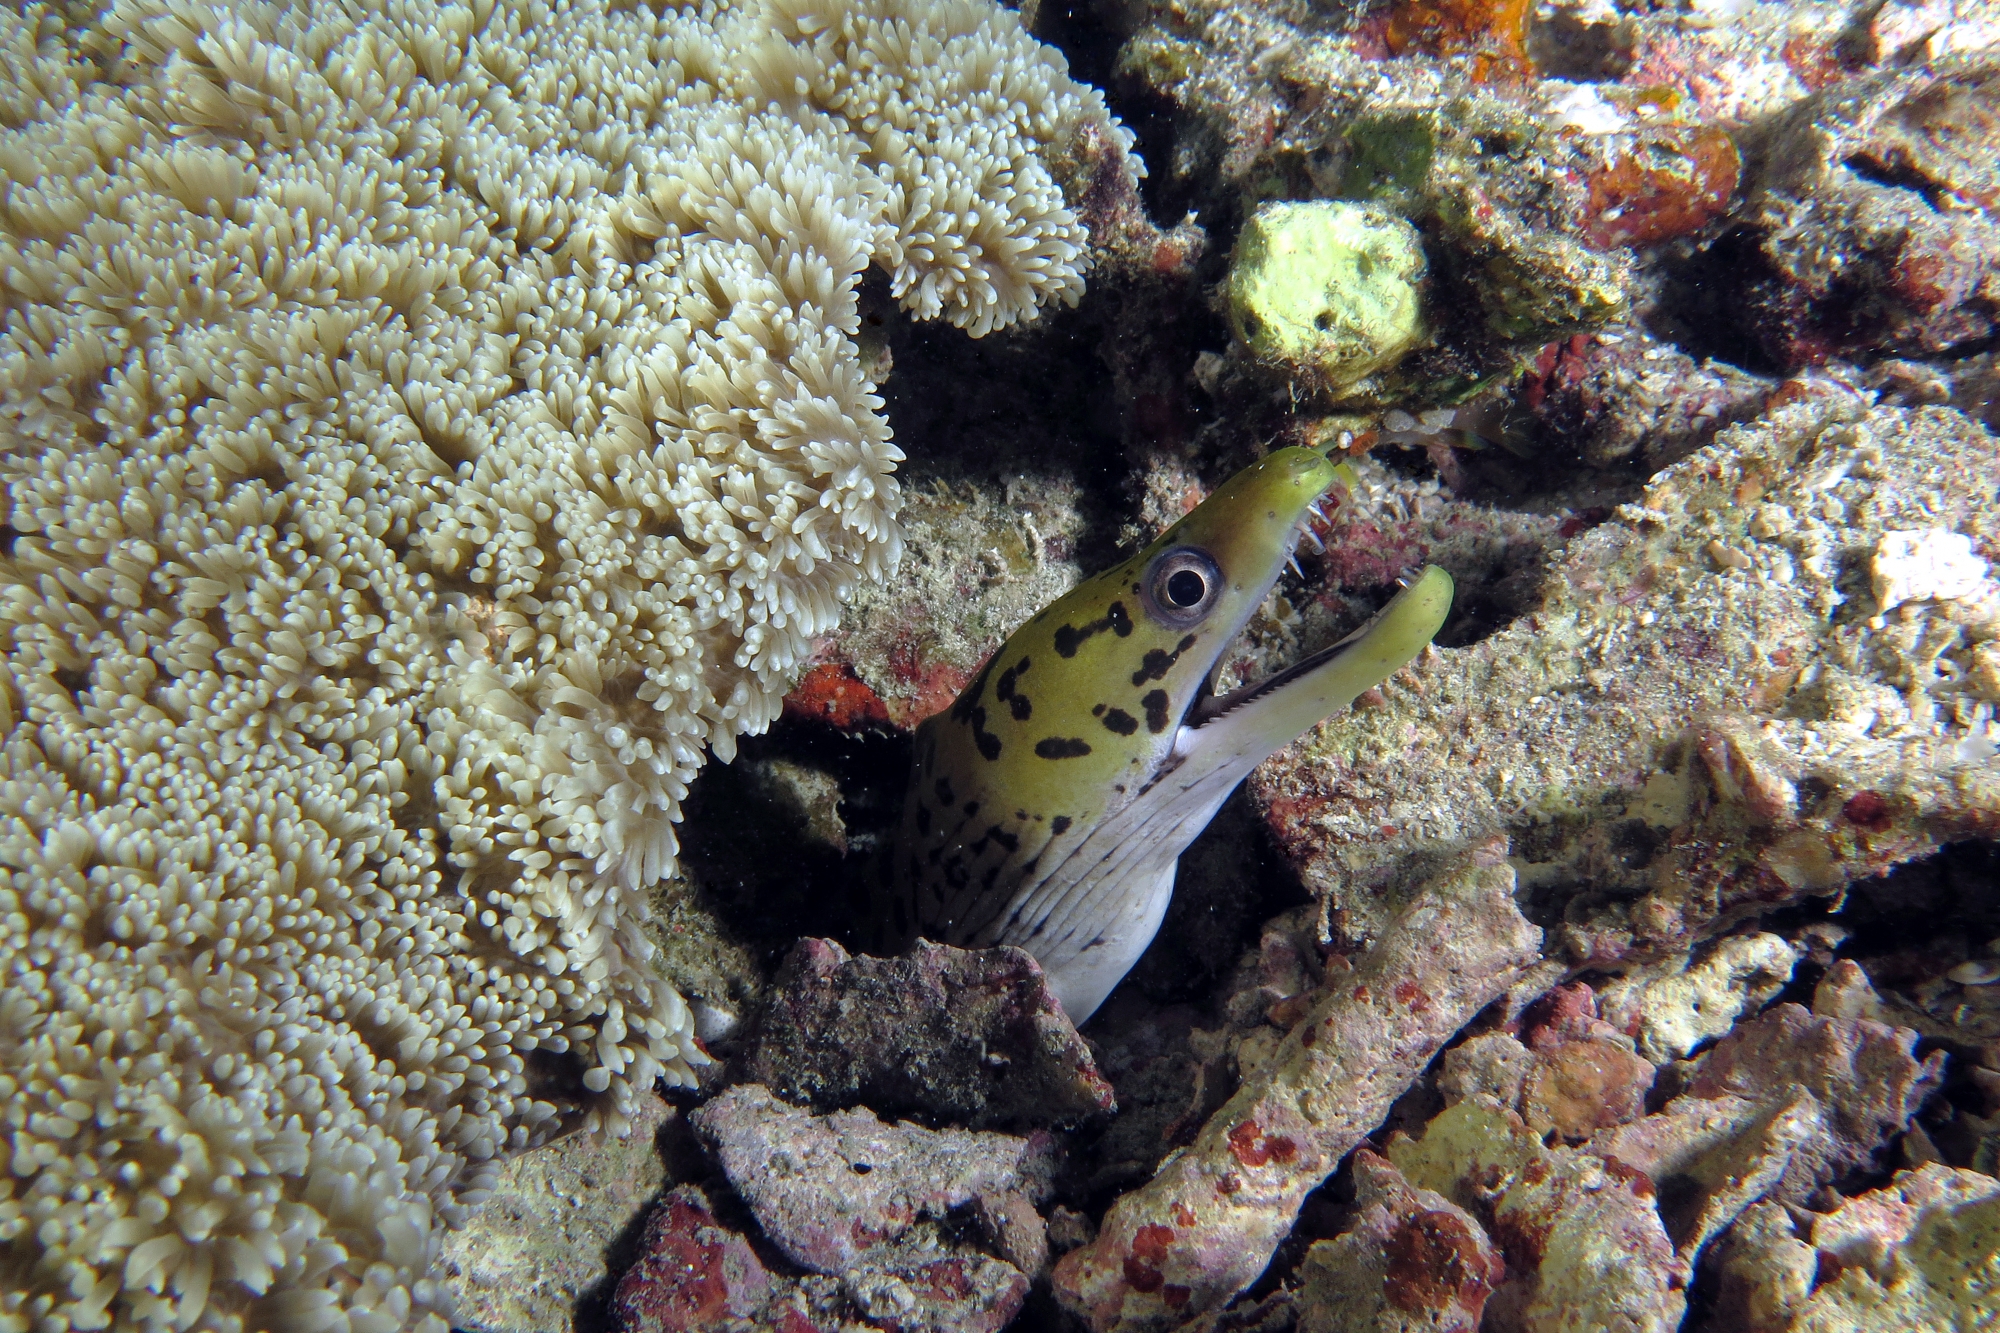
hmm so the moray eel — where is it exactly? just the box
[888,447,1453,1022]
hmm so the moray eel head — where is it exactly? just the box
[890,447,1452,1022]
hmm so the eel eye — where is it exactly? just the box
[1142,546,1223,627]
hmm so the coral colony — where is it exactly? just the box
[0,0,1119,1324]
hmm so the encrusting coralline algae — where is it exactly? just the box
[0,0,1128,1326]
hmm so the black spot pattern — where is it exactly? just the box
[970,706,1001,761]
[1131,633,1199,685]
[1050,815,1072,835]
[1100,708,1137,735]
[995,657,1033,721]
[1034,737,1092,759]
[1052,601,1134,658]
[935,778,954,806]
[1143,689,1171,734]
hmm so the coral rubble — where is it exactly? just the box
[1051,841,1542,1330]
[1257,393,2000,965]
[748,937,1115,1130]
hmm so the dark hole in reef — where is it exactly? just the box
[850,1161,873,1174]
[674,719,913,969]
[866,267,1130,571]
[1610,818,1662,871]
[53,664,91,702]
[1650,228,1799,377]
[1835,841,2000,980]
[1525,9,1636,80]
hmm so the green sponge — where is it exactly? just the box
[1226,200,1428,395]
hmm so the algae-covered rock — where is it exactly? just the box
[1714,1166,2000,1333]
[1252,394,2000,964]
[1225,200,1428,398]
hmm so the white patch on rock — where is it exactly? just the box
[1599,933,1800,1064]
[1872,529,1993,615]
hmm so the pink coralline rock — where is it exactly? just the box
[1251,395,2000,979]
[688,1084,1052,1276]
[1488,1148,1685,1333]
[748,937,1115,1129]
[1712,1165,2000,1332]
[1591,1089,1825,1262]
[1437,1033,1537,1110]
[612,1187,775,1333]
[841,1237,1032,1333]
[1574,1000,1945,1273]
[1732,55,2000,369]
[1516,982,1657,1140]
[1050,842,1543,1332]
[1432,984,1656,1141]
[1387,1101,1687,1333]
[1293,1151,1504,1333]
[1519,325,1772,470]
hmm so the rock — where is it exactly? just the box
[1712,1165,2000,1332]
[1685,1002,1948,1192]
[611,1187,1030,1333]
[973,1190,1050,1279]
[1225,201,1429,399]
[1388,1101,1686,1333]
[1577,1000,1948,1268]
[1726,55,2000,369]
[1812,958,1890,1025]
[1521,1035,1656,1142]
[1293,1151,1504,1333]
[611,1186,774,1333]
[1515,982,1657,1139]
[1592,1089,1825,1261]
[1517,325,1772,471]
[1051,840,1543,1332]
[1388,1100,1552,1216]
[747,937,1114,1130]
[841,1231,1031,1333]
[1488,1147,1685,1333]
[688,1083,1052,1276]
[1434,985,1655,1140]
[1252,396,2000,977]
[440,1090,676,1333]
[1597,933,1800,1063]
[1438,1033,1537,1110]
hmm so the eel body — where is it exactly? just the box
[889,448,1452,1022]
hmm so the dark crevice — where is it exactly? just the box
[674,719,912,969]
[1649,229,1793,376]
[1842,152,1948,211]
